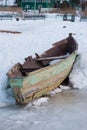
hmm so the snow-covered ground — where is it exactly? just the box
[0,14,87,107]
[0,13,87,130]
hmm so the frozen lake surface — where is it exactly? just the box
[0,13,87,130]
[0,89,87,130]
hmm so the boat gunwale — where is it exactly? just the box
[8,50,77,80]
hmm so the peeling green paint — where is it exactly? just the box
[8,52,76,89]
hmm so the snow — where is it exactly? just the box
[69,53,87,89]
[0,13,87,107]
[25,97,49,108]
[49,87,62,95]
[0,13,87,130]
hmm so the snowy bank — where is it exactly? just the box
[69,53,87,89]
[0,14,87,106]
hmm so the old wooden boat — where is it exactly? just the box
[7,33,78,105]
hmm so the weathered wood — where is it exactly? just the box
[22,56,43,69]
[7,63,23,78]
[36,55,69,61]
[20,68,42,73]
[7,34,78,104]
[0,30,21,34]
[12,57,75,104]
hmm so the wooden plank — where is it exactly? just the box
[36,55,69,61]
[0,30,21,34]
[20,68,42,72]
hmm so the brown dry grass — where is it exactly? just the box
[0,6,76,14]
[0,6,22,13]
[49,7,76,14]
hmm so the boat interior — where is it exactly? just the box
[7,34,77,78]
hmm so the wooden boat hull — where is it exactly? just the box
[8,51,77,104]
